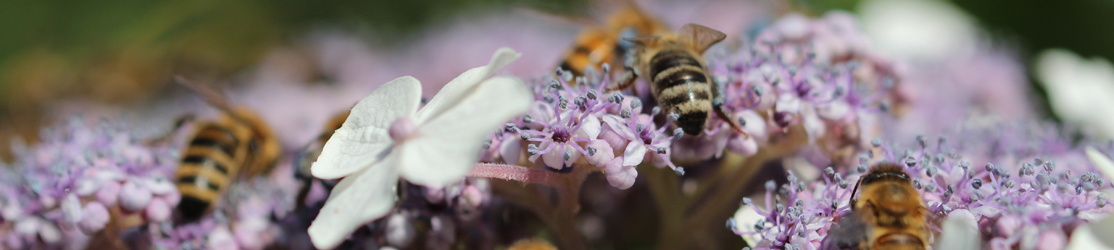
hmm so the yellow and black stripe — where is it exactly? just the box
[648,49,713,135]
[175,122,250,222]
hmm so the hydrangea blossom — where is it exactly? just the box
[731,120,1114,249]
[0,117,181,249]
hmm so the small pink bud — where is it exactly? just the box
[39,196,57,209]
[234,218,269,250]
[389,117,417,142]
[96,181,121,206]
[598,129,629,154]
[604,157,637,190]
[38,223,62,244]
[145,199,171,222]
[996,216,1021,238]
[425,188,445,204]
[207,227,240,250]
[726,136,758,156]
[79,202,110,234]
[61,193,83,224]
[119,181,153,212]
[1035,230,1065,250]
[385,213,415,248]
[584,140,615,166]
[160,190,182,207]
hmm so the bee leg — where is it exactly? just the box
[712,100,749,138]
[606,71,639,92]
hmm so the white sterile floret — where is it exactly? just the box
[307,48,532,249]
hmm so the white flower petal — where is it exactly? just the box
[623,141,648,166]
[399,76,532,187]
[414,48,521,124]
[312,76,422,179]
[935,209,979,250]
[1087,213,1114,248]
[309,158,401,250]
[732,204,764,246]
[575,114,602,140]
[1066,225,1114,250]
[1087,147,1114,181]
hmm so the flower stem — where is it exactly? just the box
[469,163,565,188]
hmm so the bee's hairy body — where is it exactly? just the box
[851,163,933,250]
[640,46,715,135]
[175,108,280,222]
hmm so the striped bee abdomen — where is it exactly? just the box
[649,49,713,135]
[175,124,243,222]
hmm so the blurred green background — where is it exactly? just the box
[0,0,1111,157]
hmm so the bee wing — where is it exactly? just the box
[679,23,726,54]
[413,48,521,124]
[311,76,422,179]
[398,76,532,187]
[308,155,400,249]
[821,210,870,250]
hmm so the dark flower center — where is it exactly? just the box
[552,127,571,143]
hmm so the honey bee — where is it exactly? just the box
[823,163,935,250]
[172,76,282,222]
[608,23,744,136]
[558,1,669,76]
[293,110,349,208]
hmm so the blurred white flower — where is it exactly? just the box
[858,0,978,61]
[1036,49,1114,139]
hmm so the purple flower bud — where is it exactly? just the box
[119,180,152,212]
[78,202,109,234]
[146,198,171,222]
[96,181,121,206]
[604,157,636,189]
[584,141,615,167]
